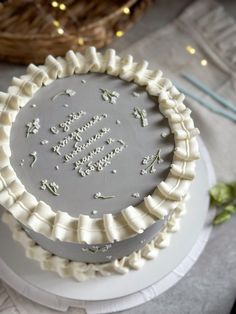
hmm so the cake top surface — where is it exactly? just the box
[10,72,174,218]
[0,47,200,244]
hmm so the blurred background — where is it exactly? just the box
[0,0,234,64]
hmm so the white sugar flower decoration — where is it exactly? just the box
[140,149,163,175]
[100,89,120,104]
[26,118,40,137]
[133,107,148,127]
[51,89,76,101]
[94,192,115,199]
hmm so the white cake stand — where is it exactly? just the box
[0,137,216,314]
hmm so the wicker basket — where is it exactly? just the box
[0,0,153,64]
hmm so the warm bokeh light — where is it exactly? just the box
[186,45,196,55]
[57,28,64,35]
[116,30,124,37]
[51,1,58,8]
[59,3,66,11]
[53,20,60,27]
[201,59,208,66]
[123,7,130,15]
[77,37,84,45]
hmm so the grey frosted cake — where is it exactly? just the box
[0,47,200,281]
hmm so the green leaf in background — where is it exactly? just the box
[209,181,236,225]
[213,210,231,225]
[209,182,236,205]
[224,204,236,214]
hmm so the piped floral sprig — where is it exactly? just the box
[51,89,76,101]
[94,192,115,200]
[209,181,236,225]
[100,88,119,104]
[29,151,37,168]
[26,118,40,138]
[133,107,148,127]
[140,149,163,175]
[82,244,112,254]
[40,179,60,196]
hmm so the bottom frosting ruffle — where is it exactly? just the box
[1,207,186,282]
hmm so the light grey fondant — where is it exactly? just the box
[10,73,174,218]
[10,72,174,263]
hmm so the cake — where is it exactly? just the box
[0,47,200,281]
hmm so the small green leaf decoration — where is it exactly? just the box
[213,210,231,225]
[209,182,236,205]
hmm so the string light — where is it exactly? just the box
[123,7,130,15]
[57,28,64,35]
[59,3,66,10]
[201,59,208,66]
[186,45,196,55]
[116,30,124,37]
[53,20,60,27]
[77,37,84,45]
[51,1,58,7]
[185,45,208,66]
[51,1,66,10]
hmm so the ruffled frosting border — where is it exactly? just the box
[0,47,200,244]
[2,204,186,281]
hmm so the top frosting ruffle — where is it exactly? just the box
[0,47,200,244]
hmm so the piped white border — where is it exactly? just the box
[0,47,199,244]
[2,203,185,281]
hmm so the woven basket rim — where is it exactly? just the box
[0,0,138,38]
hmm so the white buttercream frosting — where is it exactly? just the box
[2,210,184,281]
[0,47,200,244]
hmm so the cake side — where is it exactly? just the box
[0,47,200,246]
[2,201,186,281]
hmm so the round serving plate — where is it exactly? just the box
[0,137,216,313]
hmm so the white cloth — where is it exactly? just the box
[122,0,236,180]
[1,0,236,313]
